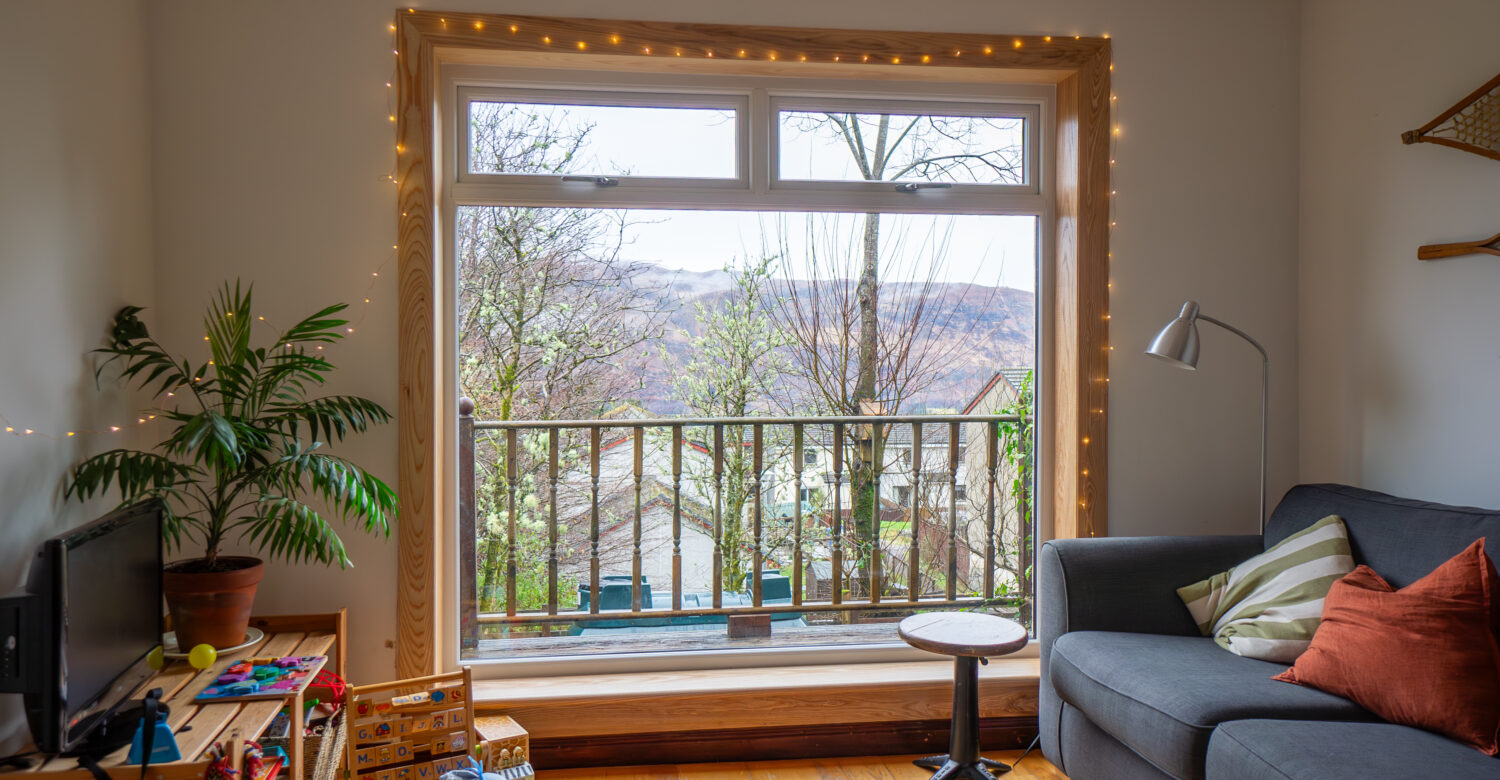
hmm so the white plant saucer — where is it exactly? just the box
[162,626,265,658]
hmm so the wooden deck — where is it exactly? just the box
[471,623,907,658]
[537,750,1067,779]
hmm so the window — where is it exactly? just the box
[462,89,746,184]
[447,64,1046,665]
[397,16,1112,680]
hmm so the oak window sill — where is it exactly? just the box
[472,655,1040,740]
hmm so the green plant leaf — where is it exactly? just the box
[66,279,397,567]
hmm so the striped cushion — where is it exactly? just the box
[1177,515,1355,662]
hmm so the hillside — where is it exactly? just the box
[622,265,1035,415]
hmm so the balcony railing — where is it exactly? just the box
[457,399,1033,653]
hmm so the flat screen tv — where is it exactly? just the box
[0,500,163,754]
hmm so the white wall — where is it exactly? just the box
[1299,0,1500,508]
[141,0,1301,680]
[0,0,155,751]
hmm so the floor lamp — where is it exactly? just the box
[1145,301,1269,533]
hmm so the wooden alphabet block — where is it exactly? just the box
[392,691,430,710]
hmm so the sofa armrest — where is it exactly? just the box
[1039,535,1262,655]
[1037,534,1262,769]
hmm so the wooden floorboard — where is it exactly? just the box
[536,751,1066,779]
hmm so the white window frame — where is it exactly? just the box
[768,95,1038,195]
[458,86,750,189]
[439,62,1053,677]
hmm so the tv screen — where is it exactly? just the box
[21,501,162,753]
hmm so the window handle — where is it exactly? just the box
[562,175,620,187]
[894,182,953,192]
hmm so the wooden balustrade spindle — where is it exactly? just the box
[712,424,724,609]
[792,423,804,606]
[984,421,999,600]
[752,423,763,607]
[632,426,644,613]
[547,428,559,616]
[946,421,959,601]
[831,422,844,606]
[505,428,518,617]
[672,424,683,611]
[870,431,882,606]
[589,426,601,614]
[908,422,922,603]
[457,399,477,648]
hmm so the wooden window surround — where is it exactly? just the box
[392,11,1110,678]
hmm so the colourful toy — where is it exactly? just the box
[345,670,480,780]
[194,655,327,703]
[188,643,218,670]
[147,645,165,671]
[125,710,182,764]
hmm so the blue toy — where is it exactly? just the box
[126,711,182,765]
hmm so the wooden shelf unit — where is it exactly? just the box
[5,612,346,780]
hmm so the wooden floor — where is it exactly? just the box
[537,750,1067,779]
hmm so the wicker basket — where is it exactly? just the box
[261,707,345,780]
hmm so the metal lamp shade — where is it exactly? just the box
[1146,301,1201,369]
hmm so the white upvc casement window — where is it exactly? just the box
[440,62,1052,675]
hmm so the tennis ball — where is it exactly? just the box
[188,643,218,670]
[147,646,165,671]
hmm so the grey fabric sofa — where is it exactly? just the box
[1039,483,1500,779]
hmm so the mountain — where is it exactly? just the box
[620,264,1035,415]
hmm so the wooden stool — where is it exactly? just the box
[898,612,1028,780]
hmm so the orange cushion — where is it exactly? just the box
[1273,539,1500,755]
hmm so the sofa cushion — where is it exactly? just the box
[1049,632,1373,780]
[1273,540,1500,754]
[1207,719,1500,779]
[1267,484,1500,587]
[1178,514,1354,662]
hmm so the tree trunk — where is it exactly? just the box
[850,212,882,588]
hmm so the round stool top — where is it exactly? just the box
[898,612,1027,658]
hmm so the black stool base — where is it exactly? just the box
[913,754,1011,780]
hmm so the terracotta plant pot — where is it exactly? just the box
[163,557,265,650]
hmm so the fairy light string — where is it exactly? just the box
[6,17,1118,449]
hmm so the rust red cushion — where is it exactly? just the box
[1273,539,1500,755]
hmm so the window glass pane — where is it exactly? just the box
[468,101,737,178]
[457,205,1036,660]
[778,109,1025,185]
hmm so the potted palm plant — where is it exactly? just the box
[67,282,397,649]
